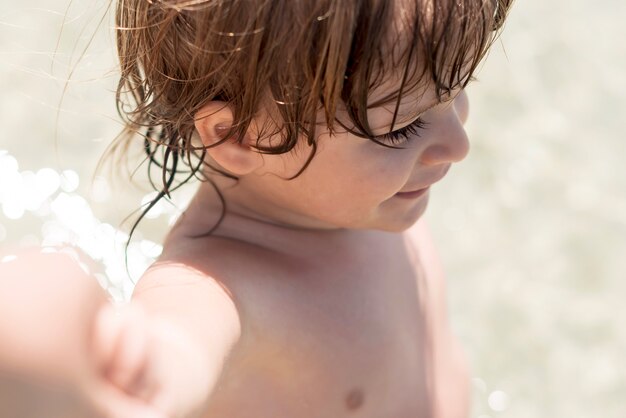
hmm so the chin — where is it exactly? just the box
[373,211,427,233]
[378,199,429,232]
[347,197,430,232]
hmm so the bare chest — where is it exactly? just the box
[201,246,469,418]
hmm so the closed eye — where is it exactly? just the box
[375,117,428,145]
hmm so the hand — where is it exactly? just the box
[0,248,168,418]
[93,303,215,418]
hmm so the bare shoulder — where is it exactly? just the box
[136,229,239,302]
[132,244,244,360]
[137,258,231,301]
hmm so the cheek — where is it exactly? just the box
[328,147,416,201]
[274,133,417,207]
[366,156,414,195]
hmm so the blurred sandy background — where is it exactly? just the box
[1,0,625,416]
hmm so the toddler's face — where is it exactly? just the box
[207,0,493,231]
[237,86,470,232]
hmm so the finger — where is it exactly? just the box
[93,303,124,375]
[109,305,151,394]
[94,304,150,396]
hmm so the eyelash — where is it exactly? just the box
[376,117,428,144]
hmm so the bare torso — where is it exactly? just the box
[155,211,469,418]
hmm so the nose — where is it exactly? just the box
[418,90,470,166]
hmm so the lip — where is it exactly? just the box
[395,187,430,199]
[394,165,451,199]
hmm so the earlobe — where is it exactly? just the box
[194,102,263,176]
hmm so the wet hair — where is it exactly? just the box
[114,1,513,412]
[113,0,512,233]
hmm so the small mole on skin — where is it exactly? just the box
[345,388,365,411]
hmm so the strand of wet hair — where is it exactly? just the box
[125,124,228,280]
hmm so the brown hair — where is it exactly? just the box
[114,1,513,412]
[114,0,512,230]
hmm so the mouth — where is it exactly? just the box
[394,165,451,199]
[394,187,430,199]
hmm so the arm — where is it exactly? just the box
[0,248,167,418]
[0,248,106,418]
[109,260,242,418]
[0,246,241,418]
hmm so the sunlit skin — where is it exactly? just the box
[0,86,472,418]
[197,88,470,234]
[0,85,468,418]
[136,85,473,418]
[0,1,480,416]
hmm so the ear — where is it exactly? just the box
[194,101,263,176]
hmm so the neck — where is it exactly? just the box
[165,182,386,258]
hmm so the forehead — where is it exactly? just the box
[366,0,490,113]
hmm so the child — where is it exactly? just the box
[0,0,512,417]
